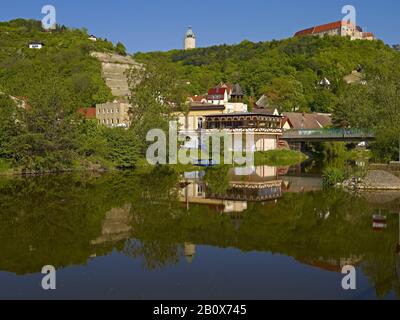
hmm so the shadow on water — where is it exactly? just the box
[0,164,399,299]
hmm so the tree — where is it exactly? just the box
[8,74,80,171]
[334,54,400,161]
[103,128,139,169]
[262,76,306,112]
[115,42,127,56]
[0,94,21,160]
[126,61,188,155]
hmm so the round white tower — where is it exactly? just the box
[184,26,196,50]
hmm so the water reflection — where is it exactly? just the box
[0,167,399,299]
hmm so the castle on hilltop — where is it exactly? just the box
[294,20,376,41]
[184,26,196,50]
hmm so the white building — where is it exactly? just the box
[28,42,44,49]
[184,26,196,50]
[88,35,98,42]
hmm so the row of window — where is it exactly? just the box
[206,121,280,129]
[99,118,121,125]
[98,108,120,115]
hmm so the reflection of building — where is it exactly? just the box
[91,204,133,245]
[184,243,196,263]
[180,166,283,213]
[282,176,323,193]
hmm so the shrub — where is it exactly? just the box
[322,167,345,188]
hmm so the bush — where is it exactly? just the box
[322,167,345,188]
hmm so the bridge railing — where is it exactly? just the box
[282,128,375,139]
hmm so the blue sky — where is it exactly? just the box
[0,0,399,53]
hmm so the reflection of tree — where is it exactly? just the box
[0,167,182,275]
[124,240,180,271]
[204,166,230,194]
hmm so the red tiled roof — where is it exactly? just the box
[295,21,354,37]
[363,32,375,38]
[190,95,206,102]
[208,88,227,96]
[295,27,316,37]
[79,107,96,119]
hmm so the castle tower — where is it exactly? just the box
[184,26,196,50]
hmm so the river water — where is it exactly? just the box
[0,164,399,300]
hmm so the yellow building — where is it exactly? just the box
[96,102,131,128]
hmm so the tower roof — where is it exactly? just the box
[185,26,195,38]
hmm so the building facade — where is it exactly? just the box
[204,113,284,152]
[96,102,131,128]
[295,21,376,41]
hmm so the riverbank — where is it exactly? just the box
[342,170,400,190]
[0,150,308,176]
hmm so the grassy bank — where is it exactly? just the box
[254,150,308,166]
[1,150,307,177]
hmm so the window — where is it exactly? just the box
[197,117,203,129]
[197,184,204,196]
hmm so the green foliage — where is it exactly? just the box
[127,60,188,154]
[254,150,307,166]
[0,19,141,173]
[322,166,345,187]
[334,52,400,161]
[0,19,116,107]
[0,94,21,159]
[115,42,127,56]
[204,166,230,194]
[103,128,139,169]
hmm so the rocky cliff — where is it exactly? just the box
[91,52,141,99]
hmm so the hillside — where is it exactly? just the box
[135,36,397,113]
[0,19,127,107]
